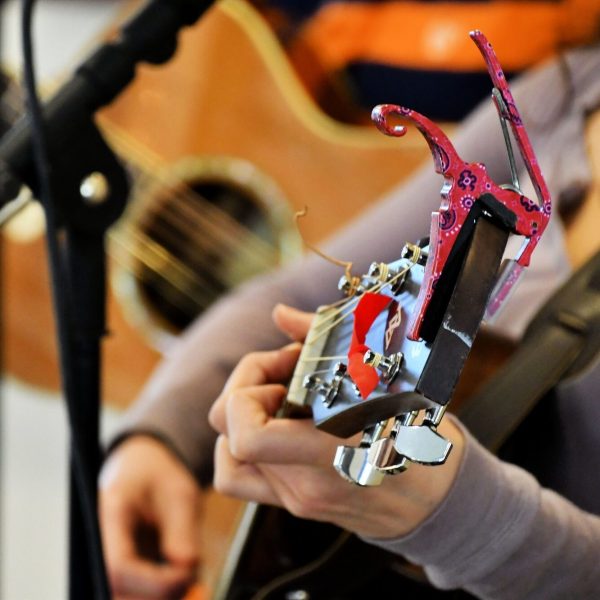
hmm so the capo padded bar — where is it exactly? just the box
[417,217,509,405]
[418,194,516,342]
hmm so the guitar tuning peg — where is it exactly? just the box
[401,242,427,265]
[332,408,452,485]
[366,436,409,474]
[333,415,412,486]
[363,350,403,384]
[367,261,390,281]
[367,261,408,293]
[393,424,452,465]
[303,362,347,407]
[333,445,386,487]
[337,274,364,297]
[334,435,410,486]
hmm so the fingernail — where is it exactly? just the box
[282,341,302,352]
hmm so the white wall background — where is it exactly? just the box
[0,378,121,600]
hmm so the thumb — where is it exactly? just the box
[272,304,313,342]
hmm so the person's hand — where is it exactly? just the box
[209,304,465,540]
[99,435,201,599]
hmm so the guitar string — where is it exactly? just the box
[306,258,417,346]
[114,220,287,311]
[149,183,278,262]
[108,124,284,262]
[291,308,379,377]
[111,231,226,310]
[289,368,336,379]
[111,226,220,309]
[131,192,277,273]
[291,314,355,382]
[110,213,277,316]
[107,164,288,315]
[114,181,279,282]
[113,218,274,308]
[290,256,418,381]
[0,86,282,318]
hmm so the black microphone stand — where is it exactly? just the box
[0,1,213,598]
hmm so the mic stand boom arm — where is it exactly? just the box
[0,1,213,599]
[0,0,212,209]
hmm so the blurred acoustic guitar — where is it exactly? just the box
[1,4,428,596]
[1,0,428,408]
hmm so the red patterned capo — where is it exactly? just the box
[372,30,552,342]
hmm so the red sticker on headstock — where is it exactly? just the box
[347,292,395,399]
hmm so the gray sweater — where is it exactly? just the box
[113,45,600,598]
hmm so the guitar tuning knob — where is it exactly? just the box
[363,350,403,384]
[402,241,428,261]
[368,261,390,281]
[333,445,386,487]
[333,430,410,486]
[366,436,409,474]
[393,424,452,465]
[332,409,452,485]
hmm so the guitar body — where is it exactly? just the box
[2,0,427,405]
[216,503,478,600]
[99,0,426,241]
[215,503,401,600]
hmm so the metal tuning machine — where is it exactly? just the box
[334,406,452,487]
[303,362,347,408]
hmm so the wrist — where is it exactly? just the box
[362,427,540,592]
[353,416,465,539]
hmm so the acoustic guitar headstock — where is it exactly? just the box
[286,241,453,486]
[285,30,552,486]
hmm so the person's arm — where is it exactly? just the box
[99,46,599,598]
[105,44,600,484]
[364,429,600,599]
[210,306,600,599]
[108,45,599,476]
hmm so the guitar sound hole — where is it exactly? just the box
[136,178,281,331]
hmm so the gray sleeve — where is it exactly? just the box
[108,48,600,481]
[363,427,600,599]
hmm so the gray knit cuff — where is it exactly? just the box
[361,426,540,591]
